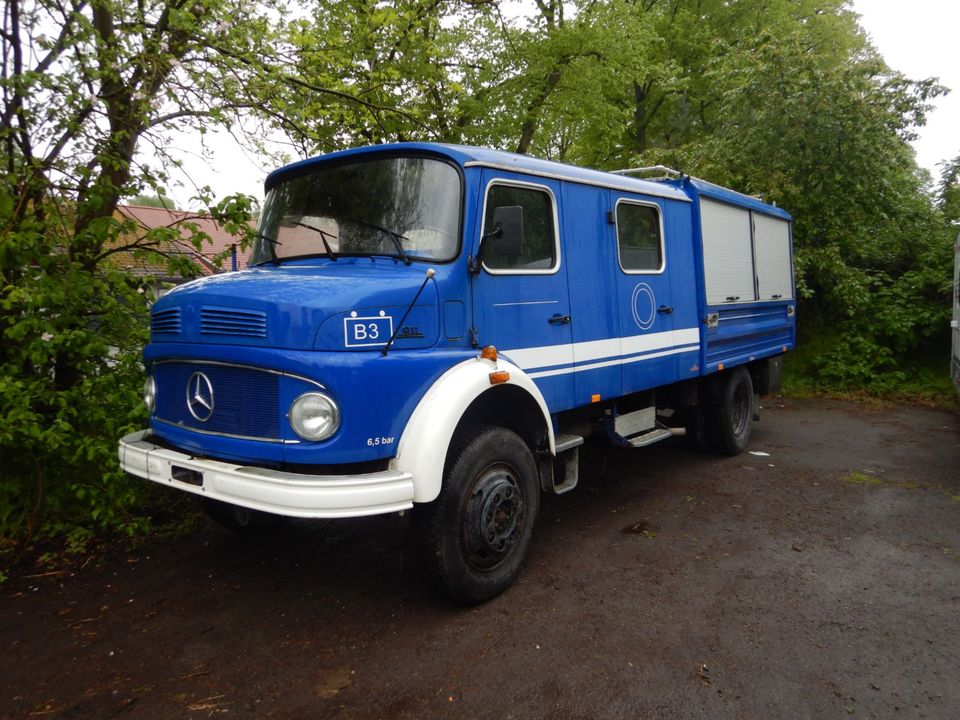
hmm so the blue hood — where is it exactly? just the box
[150,260,440,351]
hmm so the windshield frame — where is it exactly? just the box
[252,151,465,267]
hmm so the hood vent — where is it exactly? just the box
[150,307,182,336]
[200,306,268,338]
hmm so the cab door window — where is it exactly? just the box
[481,182,559,273]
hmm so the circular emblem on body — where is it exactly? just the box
[186,371,215,422]
[631,282,656,330]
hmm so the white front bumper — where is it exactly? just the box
[118,430,415,519]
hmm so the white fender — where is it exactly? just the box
[391,356,555,503]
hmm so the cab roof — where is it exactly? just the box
[265,142,691,203]
[266,142,791,219]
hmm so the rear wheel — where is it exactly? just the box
[416,426,540,604]
[201,498,284,533]
[706,367,754,456]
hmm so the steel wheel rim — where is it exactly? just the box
[461,462,525,572]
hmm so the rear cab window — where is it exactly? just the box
[616,200,664,274]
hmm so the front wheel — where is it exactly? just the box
[415,426,540,604]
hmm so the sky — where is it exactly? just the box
[851,0,959,177]
[160,1,960,209]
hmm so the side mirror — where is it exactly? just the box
[488,205,523,258]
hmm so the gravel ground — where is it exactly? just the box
[2,397,959,719]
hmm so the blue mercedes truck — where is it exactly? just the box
[119,143,795,603]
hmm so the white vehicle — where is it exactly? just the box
[952,233,959,396]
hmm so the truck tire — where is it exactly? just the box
[707,367,753,456]
[201,498,283,533]
[416,426,540,604]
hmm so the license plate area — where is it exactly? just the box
[171,465,203,487]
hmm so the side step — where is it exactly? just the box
[555,433,584,453]
[625,426,674,447]
[540,433,583,495]
[608,406,675,448]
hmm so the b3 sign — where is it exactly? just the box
[344,311,393,347]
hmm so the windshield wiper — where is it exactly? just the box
[345,216,412,266]
[290,221,338,261]
[254,232,281,265]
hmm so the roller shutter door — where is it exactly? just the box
[700,199,755,304]
[754,213,793,300]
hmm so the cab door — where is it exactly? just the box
[611,193,676,393]
[472,171,575,411]
[561,182,622,406]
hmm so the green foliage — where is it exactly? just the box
[783,324,954,403]
[0,0,271,542]
[0,246,150,538]
[816,335,907,392]
[939,155,960,228]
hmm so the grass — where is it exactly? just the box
[845,471,885,486]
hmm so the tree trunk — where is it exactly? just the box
[516,68,563,155]
[633,81,649,154]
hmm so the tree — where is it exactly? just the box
[684,28,951,386]
[0,0,374,540]
[938,155,960,228]
[271,0,466,153]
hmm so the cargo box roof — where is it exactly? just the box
[686,177,792,221]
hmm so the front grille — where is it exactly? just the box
[151,307,181,336]
[200,306,267,338]
[154,362,280,439]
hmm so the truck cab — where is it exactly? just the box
[120,143,795,603]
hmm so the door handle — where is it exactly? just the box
[657,305,673,314]
[549,314,572,325]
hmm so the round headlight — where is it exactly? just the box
[289,392,340,441]
[143,375,156,414]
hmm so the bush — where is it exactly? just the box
[0,258,152,541]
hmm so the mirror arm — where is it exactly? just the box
[469,223,502,275]
[481,224,504,242]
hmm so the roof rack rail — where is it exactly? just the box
[609,165,682,179]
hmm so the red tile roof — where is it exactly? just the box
[115,204,252,278]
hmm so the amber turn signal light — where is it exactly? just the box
[481,345,498,361]
[489,371,510,385]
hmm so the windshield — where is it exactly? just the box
[252,156,462,265]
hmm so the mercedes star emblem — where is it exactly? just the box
[186,371,215,422]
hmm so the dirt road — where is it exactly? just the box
[3,398,959,719]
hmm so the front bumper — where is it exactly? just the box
[119,430,415,518]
